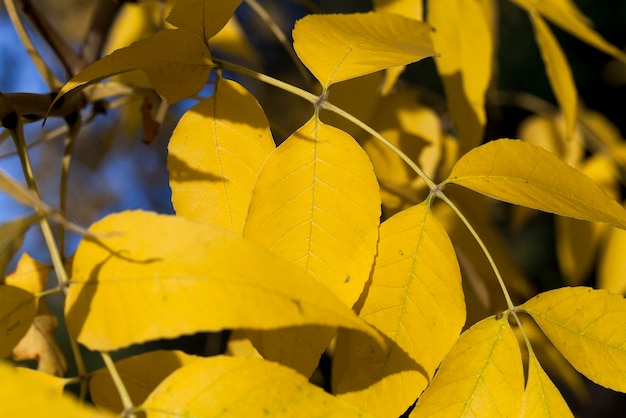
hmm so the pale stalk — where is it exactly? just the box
[101,352,136,418]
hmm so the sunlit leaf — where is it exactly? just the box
[0,285,37,358]
[166,0,242,42]
[55,29,213,104]
[361,202,464,369]
[243,116,380,374]
[517,115,583,168]
[12,313,67,376]
[521,286,626,392]
[66,211,382,351]
[15,367,69,396]
[411,316,524,417]
[520,350,574,418]
[556,156,616,285]
[332,328,429,418]
[0,362,114,418]
[372,0,423,94]
[0,215,40,275]
[293,12,436,88]
[530,12,578,140]
[445,139,626,229]
[168,77,275,233]
[511,0,626,63]
[141,356,376,417]
[244,116,380,308]
[428,0,493,154]
[90,350,202,413]
[4,252,51,294]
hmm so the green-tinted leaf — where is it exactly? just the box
[361,202,465,369]
[141,356,376,417]
[428,0,493,154]
[293,12,436,88]
[520,350,574,418]
[333,329,429,418]
[0,215,40,275]
[90,350,202,413]
[445,139,626,229]
[530,12,577,140]
[55,29,213,104]
[411,316,524,417]
[0,285,36,358]
[168,77,275,233]
[0,362,114,418]
[243,116,380,374]
[511,0,626,63]
[166,0,242,42]
[66,211,382,351]
[521,286,626,391]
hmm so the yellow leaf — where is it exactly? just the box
[0,285,36,358]
[226,330,262,358]
[5,252,51,294]
[411,316,524,417]
[520,286,626,392]
[361,202,465,369]
[55,29,213,104]
[599,224,626,295]
[333,329,428,418]
[556,156,616,285]
[168,77,275,233]
[0,215,40,275]
[90,350,202,413]
[0,362,114,418]
[445,139,626,229]
[166,0,242,42]
[372,0,424,94]
[141,355,376,417]
[517,115,583,168]
[15,367,69,396]
[510,0,626,63]
[12,312,67,376]
[244,117,380,307]
[65,211,382,351]
[530,12,578,140]
[521,350,574,418]
[293,12,436,88]
[243,117,380,374]
[428,0,493,154]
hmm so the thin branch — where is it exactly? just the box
[80,0,126,65]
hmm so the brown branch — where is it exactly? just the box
[80,0,127,65]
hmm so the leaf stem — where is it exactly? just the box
[436,191,516,313]
[101,352,136,418]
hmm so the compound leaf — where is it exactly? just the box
[293,12,436,88]
[65,211,382,351]
[520,287,626,392]
[168,77,275,233]
[445,139,626,229]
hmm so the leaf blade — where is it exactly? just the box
[521,350,574,418]
[0,285,37,358]
[293,12,436,88]
[411,316,525,418]
[445,139,626,228]
[65,211,382,351]
[142,356,376,418]
[520,286,626,392]
[168,77,275,233]
[166,0,242,42]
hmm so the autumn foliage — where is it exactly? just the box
[2,0,626,417]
